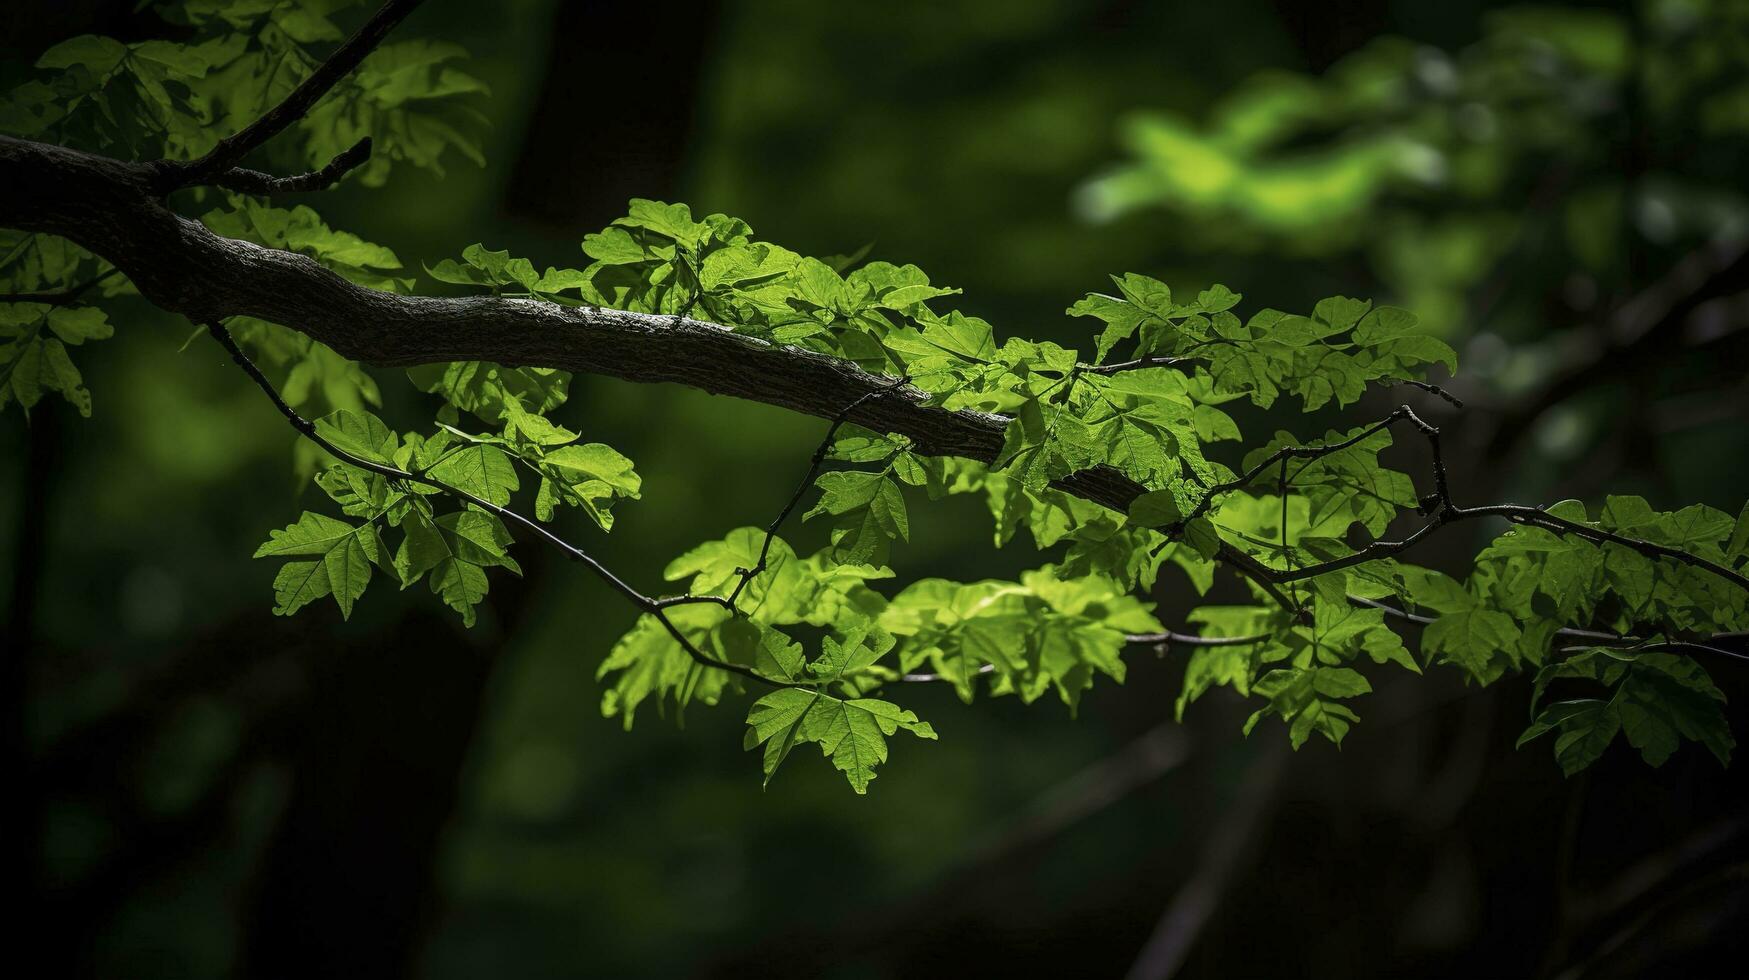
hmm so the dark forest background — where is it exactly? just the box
[5,0,1747,977]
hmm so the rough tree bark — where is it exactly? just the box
[0,134,1153,516]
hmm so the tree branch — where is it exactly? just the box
[0,134,1150,508]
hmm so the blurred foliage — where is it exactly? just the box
[1081,0,1749,356]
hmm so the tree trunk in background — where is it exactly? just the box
[9,0,156,964]
[236,605,507,979]
[9,407,61,961]
[239,3,717,974]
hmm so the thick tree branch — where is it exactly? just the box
[0,134,1146,510]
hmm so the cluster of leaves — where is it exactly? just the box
[27,181,1737,790]
[598,529,895,730]
[879,567,1163,710]
[1,0,487,178]
[1074,287,1456,411]
[0,301,112,417]
[0,1,489,422]
[538,205,1471,788]
[1172,578,1416,750]
[0,232,120,416]
[590,518,1165,791]
[411,204,1461,788]
[252,406,639,626]
[1522,648,1733,776]
[0,29,244,160]
[254,410,517,625]
[1170,486,1747,761]
[743,628,937,794]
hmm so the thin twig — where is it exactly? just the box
[726,373,914,609]
[159,0,424,191]
[900,663,995,684]
[1122,630,1271,648]
[1560,642,1749,664]
[897,630,1271,684]
[1185,400,1749,596]
[1173,408,1409,531]
[1384,377,1465,409]
[207,137,373,195]
[0,266,122,306]
[1217,542,1304,617]
[1084,354,1193,374]
[1082,337,1234,375]
[206,320,789,689]
[1352,595,1748,661]
[1271,501,1749,593]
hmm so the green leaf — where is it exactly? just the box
[407,360,570,422]
[808,627,895,683]
[1519,699,1621,776]
[1245,665,1367,749]
[1352,306,1457,375]
[1522,649,1733,774]
[426,444,518,506]
[582,226,650,265]
[598,605,733,729]
[805,469,910,565]
[300,39,489,186]
[253,511,385,619]
[883,309,998,365]
[744,688,822,785]
[701,242,799,290]
[535,443,641,527]
[744,687,936,794]
[1726,502,1749,560]
[615,199,707,249]
[849,261,959,312]
[392,508,520,627]
[1423,609,1522,683]
[314,409,397,464]
[37,35,129,73]
[1,331,95,416]
[45,306,113,344]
